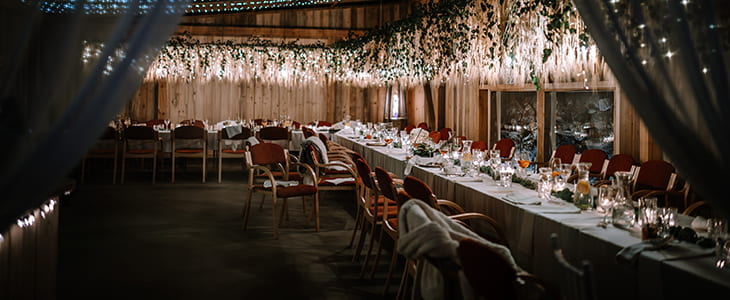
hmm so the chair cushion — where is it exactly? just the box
[175,149,204,153]
[319,177,357,186]
[255,172,303,181]
[252,184,317,198]
[222,149,246,154]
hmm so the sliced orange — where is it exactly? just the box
[576,180,591,194]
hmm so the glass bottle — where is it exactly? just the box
[612,171,635,229]
[572,165,593,210]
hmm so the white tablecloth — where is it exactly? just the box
[157,130,219,152]
[333,132,730,300]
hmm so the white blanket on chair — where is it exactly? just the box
[397,199,519,300]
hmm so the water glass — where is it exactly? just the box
[708,218,728,240]
[715,240,730,269]
[498,163,515,187]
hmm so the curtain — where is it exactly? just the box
[0,0,189,230]
[572,0,729,216]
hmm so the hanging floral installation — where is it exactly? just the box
[86,0,610,89]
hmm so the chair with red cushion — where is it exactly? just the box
[243,143,318,239]
[592,154,636,187]
[259,126,290,150]
[471,141,488,151]
[630,160,677,201]
[145,119,166,128]
[550,233,597,300]
[417,122,429,131]
[429,131,442,144]
[492,138,516,161]
[171,125,207,183]
[81,126,119,184]
[567,149,608,183]
[217,126,253,183]
[439,128,453,142]
[404,124,416,134]
[316,120,332,127]
[179,119,205,128]
[535,144,578,168]
[302,126,316,138]
[120,126,159,184]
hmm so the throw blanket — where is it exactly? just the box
[397,200,520,300]
[299,136,327,173]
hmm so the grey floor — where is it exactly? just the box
[58,157,404,299]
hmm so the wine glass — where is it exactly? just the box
[515,151,531,177]
[313,119,319,128]
[549,157,562,179]
[261,119,268,127]
[439,142,451,159]
[597,185,617,227]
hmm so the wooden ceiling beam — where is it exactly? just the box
[175,24,365,41]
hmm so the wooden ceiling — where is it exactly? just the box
[178,0,412,43]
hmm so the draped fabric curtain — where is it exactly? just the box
[573,0,729,216]
[0,0,189,230]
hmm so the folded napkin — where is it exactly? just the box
[263,180,299,188]
[616,236,672,266]
[690,216,708,232]
[531,203,582,214]
[324,178,356,185]
[502,193,541,205]
[224,125,242,137]
[247,136,260,146]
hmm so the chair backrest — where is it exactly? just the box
[249,143,287,165]
[493,138,515,158]
[173,125,205,139]
[417,122,429,131]
[180,119,205,128]
[145,119,166,128]
[259,126,288,140]
[429,131,441,143]
[402,176,439,209]
[221,126,252,140]
[374,167,398,203]
[405,124,415,134]
[124,125,155,140]
[318,133,330,147]
[471,141,488,151]
[99,126,118,140]
[605,154,635,179]
[634,160,676,191]
[457,238,519,300]
[439,128,453,141]
[292,121,301,129]
[550,233,597,300]
[355,158,375,189]
[317,120,332,127]
[578,149,608,174]
[302,126,316,138]
[553,144,578,164]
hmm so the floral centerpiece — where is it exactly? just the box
[412,143,436,158]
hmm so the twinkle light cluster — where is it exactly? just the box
[81,0,610,89]
[186,0,343,14]
[1,197,59,247]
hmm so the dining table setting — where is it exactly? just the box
[332,129,730,300]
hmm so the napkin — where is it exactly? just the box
[324,178,356,185]
[690,216,708,232]
[247,136,260,146]
[502,193,541,205]
[616,236,672,266]
[263,180,299,188]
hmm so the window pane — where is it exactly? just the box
[500,92,538,161]
[553,91,614,156]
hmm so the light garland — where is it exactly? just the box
[80,0,610,89]
[24,0,343,15]
[1,197,60,246]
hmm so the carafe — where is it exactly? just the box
[612,171,635,229]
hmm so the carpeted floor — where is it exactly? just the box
[58,157,405,299]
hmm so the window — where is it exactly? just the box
[551,91,614,156]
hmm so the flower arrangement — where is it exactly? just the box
[412,143,436,157]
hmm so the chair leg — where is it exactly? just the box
[243,188,253,229]
[313,193,320,232]
[349,204,364,248]
[152,155,157,184]
[352,218,369,263]
[120,156,126,184]
[171,154,176,183]
[396,264,411,300]
[360,223,381,277]
[272,196,278,239]
[383,245,399,294]
[202,154,206,183]
[218,155,222,183]
[279,197,288,226]
[369,229,386,279]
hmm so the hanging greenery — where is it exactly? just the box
[131,0,608,88]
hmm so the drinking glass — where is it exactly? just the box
[538,167,553,199]
[515,151,531,177]
[597,185,616,225]
[489,149,501,161]
[498,163,515,187]
[708,218,728,240]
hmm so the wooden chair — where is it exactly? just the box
[417,122,429,131]
[438,127,453,142]
[365,167,410,294]
[145,119,166,129]
[550,233,597,300]
[492,138,516,161]
[351,159,398,267]
[535,144,578,167]
[567,149,608,183]
[171,125,207,183]
[630,160,677,201]
[404,124,415,134]
[243,143,318,239]
[179,119,205,128]
[471,141,488,151]
[592,154,636,187]
[81,126,119,184]
[258,126,290,151]
[120,126,159,184]
[429,131,442,144]
[217,126,252,183]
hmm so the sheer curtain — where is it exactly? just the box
[0,0,189,230]
[573,0,729,216]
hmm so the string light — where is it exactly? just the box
[21,0,342,15]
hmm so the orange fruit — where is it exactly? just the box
[552,171,560,177]
[518,160,530,168]
[576,180,590,194]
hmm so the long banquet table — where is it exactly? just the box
[333,132,730,300]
